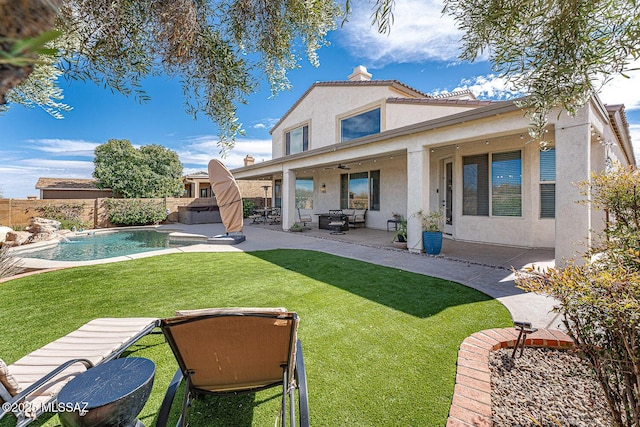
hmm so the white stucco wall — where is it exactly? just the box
[385,103,479,130]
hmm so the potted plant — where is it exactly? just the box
[289,222,305,232]
[391,216,407,249]
[413,209,444,255]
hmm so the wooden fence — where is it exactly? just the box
[0,197,262,229]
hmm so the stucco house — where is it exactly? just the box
[231,66,635,262]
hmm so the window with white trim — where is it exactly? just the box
[286,124,309,155]
[295,178,313,209]
[339,170,380,210]
[463,150,522,217]
[340,108,381,142]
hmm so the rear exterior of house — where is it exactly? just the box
[232,66,635,262]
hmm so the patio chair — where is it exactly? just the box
[297,209,312,229]
[157,307,309,427]
[0,317,159,427]
[328,210,346,235]
[268,207,282,224]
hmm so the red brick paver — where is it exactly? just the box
[446,327,573,426]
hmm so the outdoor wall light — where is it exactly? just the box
[321,183,326,193]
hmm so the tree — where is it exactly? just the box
[441,0,640,142]
[0,0,342,150]
[93,139,184,198]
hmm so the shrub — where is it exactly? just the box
[103,199,167,226]
[516,165,640,427]
[36,202,89,230]
[243,199,255,218]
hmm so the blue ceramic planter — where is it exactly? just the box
[422,231,443,255]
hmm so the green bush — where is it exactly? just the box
[103,198,167,226]
[242,199,254,218]
[516,165,640,427]
[36,202,89,230]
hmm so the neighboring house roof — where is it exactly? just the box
[35,178,110,191]
[183,171,210,180]
[270,80,432,133]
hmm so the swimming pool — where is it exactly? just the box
[20,230,202,261]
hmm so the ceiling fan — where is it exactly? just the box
[337,163,351,170]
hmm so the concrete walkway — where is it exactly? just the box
[15,222,563,330]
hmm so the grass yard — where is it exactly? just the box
[0,249,511,426]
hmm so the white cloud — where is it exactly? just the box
[28,139,99,156]
[598,60,640,111]
[177,136,272,169]
[338,0,462,65]
[0,160,95,198]
[442,74,521,100]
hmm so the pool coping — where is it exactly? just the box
[446,327,574,427]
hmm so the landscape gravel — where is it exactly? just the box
[489,347,613,427]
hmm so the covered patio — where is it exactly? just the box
[245,219,555,271]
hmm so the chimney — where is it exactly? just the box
[348,65,372,82]
[243,155,255,166]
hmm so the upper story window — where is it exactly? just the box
[286,124,309,155]
[340,108,381,142]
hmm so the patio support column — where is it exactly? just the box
[193,181,200,198]
[406,146,430,253]
[555,109,592,264]
[282,168,296,229]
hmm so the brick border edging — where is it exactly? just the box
[446,327,574,427]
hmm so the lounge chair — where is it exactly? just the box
[157,307,309,427]
[0,317,159,427]
[297,209,312,229]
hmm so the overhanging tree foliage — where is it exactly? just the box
[93,139,184,198]
[442,0,640,143]
[0,0,342,150]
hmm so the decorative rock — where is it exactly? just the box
[490,348,613,426]
[0,226,13,243]
[3,231,32,247]
[25,217,61,234]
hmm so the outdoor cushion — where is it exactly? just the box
[0,358,21,397]
[5,317,158,419]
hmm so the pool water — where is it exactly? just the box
[22,230,200,261]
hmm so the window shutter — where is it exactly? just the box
[285,132,291,155]
[302,125,309,151]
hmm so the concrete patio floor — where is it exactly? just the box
[246,221,555,271]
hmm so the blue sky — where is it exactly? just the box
[1,0,639,198]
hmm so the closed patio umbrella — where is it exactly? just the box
[208,159,243,234]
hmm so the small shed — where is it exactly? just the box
[35,178,113,199]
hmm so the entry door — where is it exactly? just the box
[443,159,453,235]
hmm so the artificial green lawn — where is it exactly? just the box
[0,249,511,426]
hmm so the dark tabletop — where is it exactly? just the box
[57,357,155,409]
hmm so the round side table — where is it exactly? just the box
[57,357,155,427]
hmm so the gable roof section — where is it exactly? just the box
[270,80,431,133]
[35,177,109,191]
